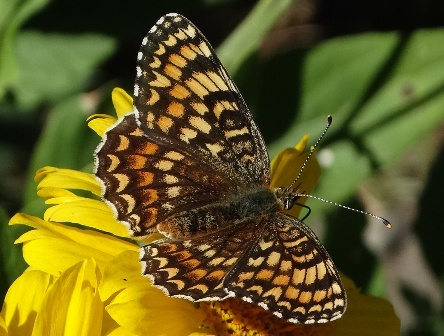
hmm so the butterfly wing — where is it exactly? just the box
[141,214,346,323]
[96,113,232,236]
[226,213,346,323]
[95,13,270,236]
[134,13,269,186]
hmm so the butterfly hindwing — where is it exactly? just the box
[140,213,345,323]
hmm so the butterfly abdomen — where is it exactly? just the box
[157,188,279,239]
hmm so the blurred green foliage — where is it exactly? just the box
[1,0,443,334]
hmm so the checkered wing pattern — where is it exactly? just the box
[134,13,269,186]
[96,13,270,237]
[96,13,347,324]
[142,214,345,323]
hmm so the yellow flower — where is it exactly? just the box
[1,88,399,335]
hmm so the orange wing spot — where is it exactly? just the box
[332,282,342,294]
[292,269,305,285]
[164,63,182,81]
[166,186,181,198]
[191,101,209,115]
[167,101,185,118]
[247,256,265,267]
[174,29,187,41]
[135,171,154,187]
[168,279,186,290]
[304,265,318,285]
[147,89,160,105]
[185,269,208,281]
[150,70,171,87]
[154,44,166,55]
[263,287,283,301]
[116,135,130,151]
[207,71,228,90]
[266,251,281,267]
[180,44,197,60]
[154,160,174,171]
[272,274,290,286]
[284,286,300,299]
[193,72,218,92]
[198,41,212,57]
[213,100,234,119]
[183,24,197,39]
[257,269,274,281]
[113,173,130,192]
[149,56,161,68]
[299,291,313,304]
[237,271,254,282]
[169,84,191,99]
[106,154,120,172]
[129,127,145,137]
[189,116,212,134]
[207,257,225,266]
[316,262,327,280]
[248,285,264,295]
[164,151,185,161]
[169,53,187,68]
[188,284,209,294]
[313,289,327,302]
[126,154,148,169]
[224,126,249,139]
[157,115,174,133]
[162,174,179,184]
[179,127,197,143]
[206,269,225,282]
[164,34,177,47]
[173,250,193,261]
[206,143,224,156]
[280,260,292,272]
[185,77,208,99]
[119,194,136,213]
[136,142,158,155]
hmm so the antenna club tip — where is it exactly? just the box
[327,115,332,124]
[383,220,392,229]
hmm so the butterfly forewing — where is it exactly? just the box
[95,12,347,324]
[96,113,231,236]
[134,13,269,186]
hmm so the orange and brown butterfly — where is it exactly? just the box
[94,13,346,324]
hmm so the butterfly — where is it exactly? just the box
[95,13,346,324]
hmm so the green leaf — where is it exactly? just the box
[217,0,294,74]
[266,30,444,214]
[0,0,51,98]
[11,31,116,109]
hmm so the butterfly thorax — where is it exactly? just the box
[157,187,281,240]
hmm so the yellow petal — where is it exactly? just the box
[333,275,400,335]
[11,214,137,275]
[42,195,130,238]
[0,316,6,336]
[35,167,101,197]
[270,136,321,218]
[33,259,103,336]
[88,114,118,137]
[112,87,133,117]
[1,269,54,335]
[100,250,205,336]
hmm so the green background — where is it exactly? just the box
[1,0,443,334]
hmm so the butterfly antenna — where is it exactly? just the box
[285,115,392,229]
[292,193,392,228]
[286,115,332,193]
